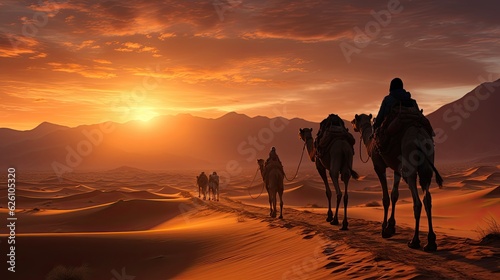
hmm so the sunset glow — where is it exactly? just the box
[1,1,499,129]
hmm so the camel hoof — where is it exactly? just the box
[423,242,437,252]
[407,240,421,249]
[330,219,339,226]
[382,230,392,239]
[279,215,283,219]
[326,211,334,222]
[386,225,396,235]
[340,221,348,230]
[382,227,395,238]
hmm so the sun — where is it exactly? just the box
[131,107,159,122]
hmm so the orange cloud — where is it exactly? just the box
[48,62,117,79]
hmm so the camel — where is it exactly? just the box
[257,159,284,219]
[298,127,359,230]
[351,114,401,238]
[351,113,443,252]
[196,172,208,200]
[208,172,220,201]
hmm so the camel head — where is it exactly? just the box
[351,114,372,133]
[257,159,265,170]
[298,128,313,142]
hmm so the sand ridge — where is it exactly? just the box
[1,164,499,279]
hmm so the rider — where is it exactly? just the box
[373,78,435,155]
[373,77,419,132]
[264,147,285,187]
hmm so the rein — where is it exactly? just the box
[284,142,306,182]
[247,166,265,199]
[358,122,372,164]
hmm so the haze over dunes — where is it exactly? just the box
[1,163,498,279]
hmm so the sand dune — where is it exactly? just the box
[3,166,499,279]
[483,186,500,198]
[16,198,189,233]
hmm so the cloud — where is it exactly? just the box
[0,33,38,57]
[47,62,117,79]
[113,41,159,55]
[0,0,499,129]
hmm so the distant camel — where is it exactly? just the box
[257,159,284,219]
[351,113,401,238]
[352,113,442,251]
[299,127,359,230]
[197,172,209,200]
[208,172,220,201]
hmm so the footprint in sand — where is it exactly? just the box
[331,266,349,273]
[324,261,345,269]
[322,247,335,255]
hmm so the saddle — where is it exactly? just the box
[374,103,434,163]
[315,114,355,157]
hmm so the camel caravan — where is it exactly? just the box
[196,78,442,251]
[196,171,220,201]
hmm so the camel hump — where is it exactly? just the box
[209,174,219,184]
[198,173,208,185]
[384,104,434,138]
[320,114,345,131]
[266,160,283,170]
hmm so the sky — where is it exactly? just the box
[1,0,499,130]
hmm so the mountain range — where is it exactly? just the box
[1,79,499,174]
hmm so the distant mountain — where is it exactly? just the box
[2,79,498,173]
[427,79,500,161]
[0,112,318,173]
[0,121,69,147]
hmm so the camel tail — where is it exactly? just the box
[416,145,444,189]
[434,166,444,188]
[351,169,360,180]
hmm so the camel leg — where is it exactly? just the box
[407,173,422,249]
[340,175,349,230]
[268,189,273,217]
[317,163,333,222]
[423,188,437,252]
[216,186,219,201]
[278,183,284,219]
[198,185,201,198]
[271,191,277,218]
[375,166,391,238]
[330,170,342,226]
[386,172,401,237]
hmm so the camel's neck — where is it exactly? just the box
[360,124,373,148]
[304,136,316,162]
[258,164,265,179]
